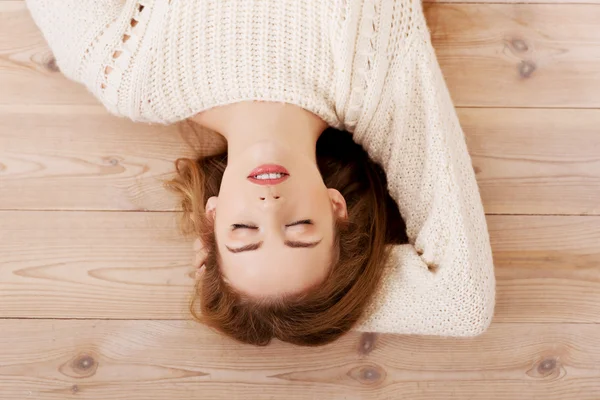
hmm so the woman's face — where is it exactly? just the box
[206,140,347,298]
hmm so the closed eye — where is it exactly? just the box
[286,219,313,227]
[232,224,258,230]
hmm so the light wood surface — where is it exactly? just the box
[1,0,599,399]
[2,211,599,323]
[4,3,600,108]
[425,4,600,108]
[3,107,599,214]
[1,320,599,400]
[3,2,600,215]
[461,108,600,216]
[0,106,224,211]
[0,2,95,106]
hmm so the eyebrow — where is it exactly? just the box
[284,239,322,249]
[225,239,322,253]
[226,242,263,253]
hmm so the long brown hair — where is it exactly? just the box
[168,128,407,346]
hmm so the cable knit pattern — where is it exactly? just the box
[26,0,496,336]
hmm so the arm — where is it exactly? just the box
[355,32,495,336]
[26,0,166,118]
[26,0,127,81]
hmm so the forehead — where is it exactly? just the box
[218,239,334,297]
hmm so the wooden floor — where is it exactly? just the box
[1,0,600,399]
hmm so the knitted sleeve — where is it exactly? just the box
[26,0,158,113]
[26,0,125,81]
[354,31,496,337]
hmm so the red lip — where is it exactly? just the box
[247,164,290,186]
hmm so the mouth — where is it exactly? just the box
[247,164,290,186]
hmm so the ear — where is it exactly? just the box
[205,196,218,222]
[327,189,348,220]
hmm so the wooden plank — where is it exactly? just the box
[1,211,599,323]
[0,2,97,106]
[0,106,225,211]
[4,3,600,108]
[2,107,598,214]
[489,215,600,323]
[0,320,599,399]
[0,211,193,319]
[424,4,600,107]
[460,108,600,216]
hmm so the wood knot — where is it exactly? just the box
[71,385,80,394]
[518,60,536,79]
[473,165,482,175]
[361,367,380,381]
[348,364,386,386]
[538,358,557,374]
[526,357,563,380]
[510,38,529,53]
[358,332,378,356]
[59,353,99,378]
[74,355,95,372]
[102,156,121,166]
[45,57,60,73]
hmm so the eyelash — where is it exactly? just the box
[231,220,312,230]
[286,219,313,227]
[232,224,258,230]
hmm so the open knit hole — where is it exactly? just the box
[100,2,147,93]
[427,264,439,273]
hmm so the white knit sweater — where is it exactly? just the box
[27,0,496,336]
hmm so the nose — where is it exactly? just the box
[259,193,281,201]
[259,187,281,202]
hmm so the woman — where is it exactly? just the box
[27,0,496,345]
[171,115,408,346]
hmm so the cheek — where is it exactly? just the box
[219,165,249,198]
[307,189,334,215]
[217,180,250,213]
[295,182,330,204]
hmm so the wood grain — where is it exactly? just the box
[2,107,598,215]
[0,2,97,106]
[3,1,600,399]
[460,108,600,216]
[4,3,600,108]
[0,106,225,211]
[0,320,599,399]
[489,215,600,323]
[1,211,599,323]
[424,4,600,107]
[0,211,193,319]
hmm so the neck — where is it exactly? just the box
[214,102,326,161]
